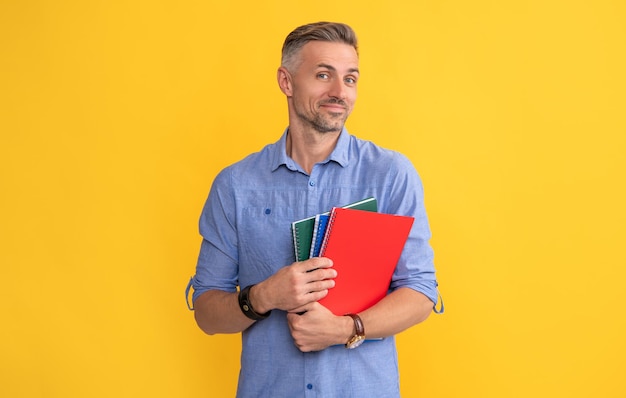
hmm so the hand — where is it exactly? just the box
[251,257,336,313]
[286,302,353,352]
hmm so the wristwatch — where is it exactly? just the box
[345,314,365,349]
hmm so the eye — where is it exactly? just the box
[345,76,357,84]
[317,73,330,80]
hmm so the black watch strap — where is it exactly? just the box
[238,285,271,321]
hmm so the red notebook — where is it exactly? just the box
[317,207,415,315]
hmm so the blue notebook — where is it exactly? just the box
[309,213,330,258]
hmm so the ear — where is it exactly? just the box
[277,66,293,97]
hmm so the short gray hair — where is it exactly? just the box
[281,22,358,71]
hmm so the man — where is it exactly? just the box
[188,21,442,397]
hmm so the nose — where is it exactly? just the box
[328,79,347,100]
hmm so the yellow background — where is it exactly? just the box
[1,1,625,397]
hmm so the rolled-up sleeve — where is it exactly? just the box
[386,153,440,306]
[191,169,239,303]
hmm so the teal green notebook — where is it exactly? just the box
[290,197,377,262]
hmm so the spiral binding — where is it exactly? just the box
[318,207,339,256]
[309,216,322,258]
[292,224,304,261]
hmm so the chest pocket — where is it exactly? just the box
[238,206,296,283]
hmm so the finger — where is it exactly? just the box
[306,278,335,293]
[301,257,333,272]
[288,302,313,315]
[301,268,337,289]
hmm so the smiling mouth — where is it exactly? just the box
[320,98,347,106]
[320,102,347,112]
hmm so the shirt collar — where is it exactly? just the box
[271,127,351,172]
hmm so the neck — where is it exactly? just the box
[286,126,340,174]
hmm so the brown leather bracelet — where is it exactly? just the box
[345,313,365,349]
[238,285,271,321]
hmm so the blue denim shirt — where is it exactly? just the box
[190,128,440,397]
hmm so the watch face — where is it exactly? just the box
[346,336,365,349]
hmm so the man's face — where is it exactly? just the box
[287,41,359,133]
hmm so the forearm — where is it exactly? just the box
[193,290,254,335]
[287,287,433,351]
[358,287,433,339]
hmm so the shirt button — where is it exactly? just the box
[306,384,313,390]
[309,181,315,187]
